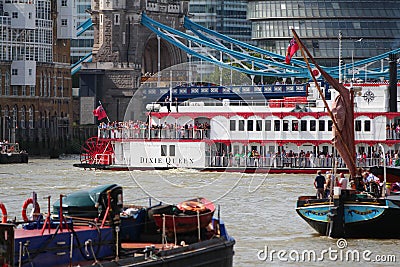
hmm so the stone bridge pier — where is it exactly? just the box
[79,0,188,123]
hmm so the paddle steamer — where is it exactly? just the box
[75,81,400,173]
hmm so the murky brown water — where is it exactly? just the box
[1,157,399,266]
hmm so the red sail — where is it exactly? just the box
[291,30,356,177]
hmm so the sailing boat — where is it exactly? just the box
[293,29,400,238]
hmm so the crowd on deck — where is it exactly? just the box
[314,167,399,200]
[386,123,400,139]
[209,149,396,169]
[98,120,210,139]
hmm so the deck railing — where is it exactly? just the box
[98,128,210,140]
[206,156,384,169]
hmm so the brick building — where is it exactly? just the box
[0,0,74,154]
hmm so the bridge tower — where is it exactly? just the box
[79,0,188,123]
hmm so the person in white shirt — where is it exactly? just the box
[339,173,348,189]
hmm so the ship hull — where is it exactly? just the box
[296,196,400,238]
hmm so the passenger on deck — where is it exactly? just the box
[338,173,348,189]
[314,170,326,199]
[324,173,332,197]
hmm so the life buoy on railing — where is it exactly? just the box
[178,201,207,213]
[0,202,7,223]
[22,198,40,222]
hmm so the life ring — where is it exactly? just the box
[0,202,7,223]
[22,198,40,222]
[178,201,207,213]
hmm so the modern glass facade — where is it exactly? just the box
[71,0,93,65]
[248,0,400,67]
[189,0,252,43]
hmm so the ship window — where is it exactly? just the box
[328,120,333,131]
[283,120,289,131]
[265,120,271,131]
[169,145,175,156]
[300,120,307,131]
[239,120,245,131]
[355,120,362,131]
[161,145,167,156]
[364,120,371,132]
[318,120,325,131]
[256,120,262,131]
[274,120,280,131]
[247,120,254,131]
[230,120,236,131]
[292,120,298,131]
[310,120,316,131]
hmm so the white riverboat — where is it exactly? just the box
[75,82,400,174]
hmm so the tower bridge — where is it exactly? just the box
[77,0,400,123]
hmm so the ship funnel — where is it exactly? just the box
[389,53,398,112]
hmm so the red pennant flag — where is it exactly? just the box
[285,38,299,64]
[93,105,107,120]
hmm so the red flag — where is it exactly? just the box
[285,38,299,64]
[93,105,107,120]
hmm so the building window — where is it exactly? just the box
[114,14,120,25]
[22,86,26,96]
[5,72,10,95]
[28,69,32,76]
[300,120,307,131]
[12,12,18,19]
[328,120,333,131]
[28,13,32,19]
[20,106,26,129]
[283,120,289,131]
[274,120,280,131]
[230,120,236,131]
[62,0,68,7]
[364,120,371,132]
[12,86,18,96]
[161,145,167,156]
[292,120,298,131]
[61,19,68,26]
[238,120,244,131]
[29,106,34,129]
[355,120,362,131]
[310,120,316,131]
[30,86,35,96]
[12,69,18,75]
[256,120,262,131]
[319,120,325,131]
[265,120,271,131]
[247,120,253,131]
[169,145,175,156]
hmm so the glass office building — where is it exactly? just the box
[248,0,400,67]
[71,0,93,65]
[189,0,252,43]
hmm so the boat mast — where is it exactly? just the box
[338,31,343,83]
[291,29,357,177]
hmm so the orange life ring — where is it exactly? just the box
[178,201,207,213]
[22,198,40,222]
[0,202,7,223]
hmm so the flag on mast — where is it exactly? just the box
[285,38,299,64]
[93,105,108,121]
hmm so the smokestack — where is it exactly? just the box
[389,53,398,112]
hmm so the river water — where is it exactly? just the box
[1,157,399,266]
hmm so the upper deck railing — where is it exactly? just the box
[141,83,309,100]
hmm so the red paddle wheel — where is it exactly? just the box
[80,137,114,165]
